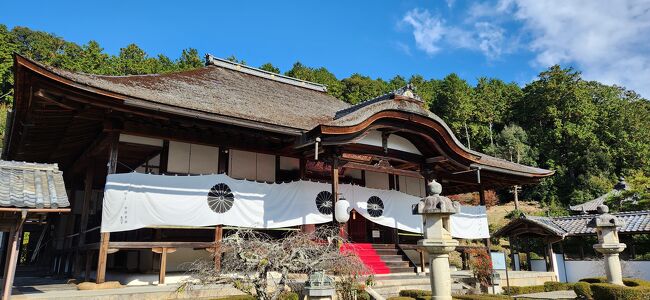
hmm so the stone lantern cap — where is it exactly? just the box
[587,205,625,228]
[412,180,460,215]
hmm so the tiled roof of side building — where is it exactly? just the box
[495,211,650,238]
[0,160,69,208]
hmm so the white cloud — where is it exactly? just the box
[401,9,446,55]
[401,9,508,59]
[473,0,650,97]
[510,0,650,97]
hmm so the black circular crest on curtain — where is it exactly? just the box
[207,183,235,213]
[315,191,334,215]
[367,196,384,217]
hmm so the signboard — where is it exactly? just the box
[491,252,507,270]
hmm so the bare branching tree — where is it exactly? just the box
[178,226,370,300]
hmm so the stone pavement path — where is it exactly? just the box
[514,290,576,299]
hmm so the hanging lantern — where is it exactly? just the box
[335,196,350,223]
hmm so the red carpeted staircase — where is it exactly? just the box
[341,243,414,275]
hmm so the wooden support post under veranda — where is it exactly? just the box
[2,210,27,300]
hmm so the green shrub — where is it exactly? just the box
[622,278,650,287]
[215,295,256,300]
[452,294,512,299]
[357,291,371,300]
[399,290,431,298]
[543,281,575,291]
[278,291,299,300]
[573,282,593,300]
[502,285,545,295]
[579,277,606,284]
[591,283,650,300]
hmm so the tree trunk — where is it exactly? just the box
[513,185,520,210]
[489,122,494,147]
[464,122,471,149]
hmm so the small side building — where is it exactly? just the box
[0,161,70,298]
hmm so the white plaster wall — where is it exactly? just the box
[365,171,389,190]
[279,156,299,171]
[563,260,650,282]
[356,130,422,154]
[400,176,425,197]
[229,149,276,182]
[119,134,163,147]
[168,141,219,174]
[530,259,547,272]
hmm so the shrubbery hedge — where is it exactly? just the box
[576,277,650,300]
[573,282,593,299]
[543,281,574,291]
[502,281,575,295]
[399,289,432,298]
[501,284,545,295]
[452,294,512,299]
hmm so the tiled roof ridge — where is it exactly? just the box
[334,84,422,120]
[205,54,328,92]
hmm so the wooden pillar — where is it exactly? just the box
[419,249,426,273]
[74,166,94,278]
[3,212,27,300]
[96,132,118,284]
[546,242,555,274]
[331,155,339,226]
[84,252,93,282]
[214,225,223,272]
[2,223,18,300]
[158,248,167,285]
[330,154,347,238]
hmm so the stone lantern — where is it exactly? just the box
[412,180,460,300]
[588,205,626,286]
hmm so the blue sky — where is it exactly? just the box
[2,1,649,97]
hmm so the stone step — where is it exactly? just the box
[380,255,406,262]
[387,266,416,273]
[375,249,400,255]
[371,244,397,249]
[384,261,411,268]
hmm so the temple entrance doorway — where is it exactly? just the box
[347,210,396,244]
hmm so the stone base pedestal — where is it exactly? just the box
[594,243,626,285]
[419,239,459,300]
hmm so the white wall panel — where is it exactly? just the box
[256,153,276,182]
[229,150,276,182]
[229,150,257,180]
[401,176,425,197]
[167,141,191,173]
[189,144,219,174]
[279,156,300,171]
[365,171,389,190]
[119,134,163,147]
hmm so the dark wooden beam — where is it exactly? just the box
[342,161,424,178]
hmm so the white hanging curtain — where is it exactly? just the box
[101,173,489,239]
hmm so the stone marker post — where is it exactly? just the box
[413,180,460,300]
[588,205,626,286]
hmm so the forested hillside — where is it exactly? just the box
[1,25,648,213]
